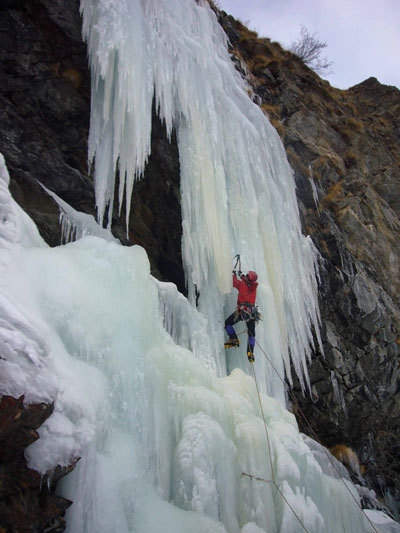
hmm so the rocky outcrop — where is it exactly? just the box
[0,0,399,524]
[0,395,76,532]
[0,0,93,245]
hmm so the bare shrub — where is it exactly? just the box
[290,26,333,76]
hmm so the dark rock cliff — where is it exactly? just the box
[0,0,399,529]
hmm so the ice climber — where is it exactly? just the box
[224,269,259,363]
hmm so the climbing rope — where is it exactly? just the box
[250,361,310,533]
[226,327,377,532]
[252,338,379,533]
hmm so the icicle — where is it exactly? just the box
[38,182,118,244]
[309,164,320,214]
[80,0,323,401]
[331,370,348,416]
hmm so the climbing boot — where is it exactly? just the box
[247,336,255,363]
[224,337,240,349]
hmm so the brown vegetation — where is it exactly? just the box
[330,444,363,475]
[320,181,344,211]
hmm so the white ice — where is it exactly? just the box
[0,152,394,531]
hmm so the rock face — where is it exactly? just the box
[0,395,75,532]
[0,0,399,526]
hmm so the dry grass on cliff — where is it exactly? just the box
[344,149,359,168]
[261,103,285,137]
[286,147,312,180]
[320,181,344,211]
[250,54,274,75]
[311,154,346,180]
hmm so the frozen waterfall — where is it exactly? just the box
[80,0,322,399]
[1,0,400,531]
[0,153,395,533]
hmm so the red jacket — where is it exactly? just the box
[233,274,258,306]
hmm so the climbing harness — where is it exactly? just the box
[237,303,262,323]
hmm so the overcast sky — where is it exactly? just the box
[217,0,400,90]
